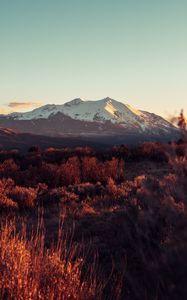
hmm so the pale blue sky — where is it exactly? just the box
[0,0,187,117]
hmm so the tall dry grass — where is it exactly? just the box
[0,216,98,300]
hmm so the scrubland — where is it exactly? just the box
[0,140,187,300]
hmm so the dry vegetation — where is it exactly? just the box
[0,134,187,299]
[0,217,97,300]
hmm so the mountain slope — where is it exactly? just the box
[0,127,106,151]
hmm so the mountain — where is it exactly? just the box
[0,98,178,140]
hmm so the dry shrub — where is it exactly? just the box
[169,155,187,177]
[0,195,18,209]
[82,157,124,184]
[59,156,81,186]
[0,219,96,300]
[106,177,125,200]
[0,159,19,178]
[0,178,18,209]
[132,142,169,162]
[9,186,37,208]
[0,223,32,299]
[0,178,14,192]
[40,157,81,187]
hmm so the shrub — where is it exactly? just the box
[0,159,19,179]
[9,186,37,208]
[0,195,18,209]
[58,157,81,186]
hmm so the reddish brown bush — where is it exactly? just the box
[9,186,37,208]
[0,159,19,179]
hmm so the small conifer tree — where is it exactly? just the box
[178,109,187,141]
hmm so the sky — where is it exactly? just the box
[0,0,187,117]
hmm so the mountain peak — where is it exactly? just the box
[103,97,113,103]
[64,98,84,106]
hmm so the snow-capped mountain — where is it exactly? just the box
[0,97,178,146]
[8,97,175,135]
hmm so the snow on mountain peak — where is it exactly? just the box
[103,97,113,102]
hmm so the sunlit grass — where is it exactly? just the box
[0,217,97,300]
